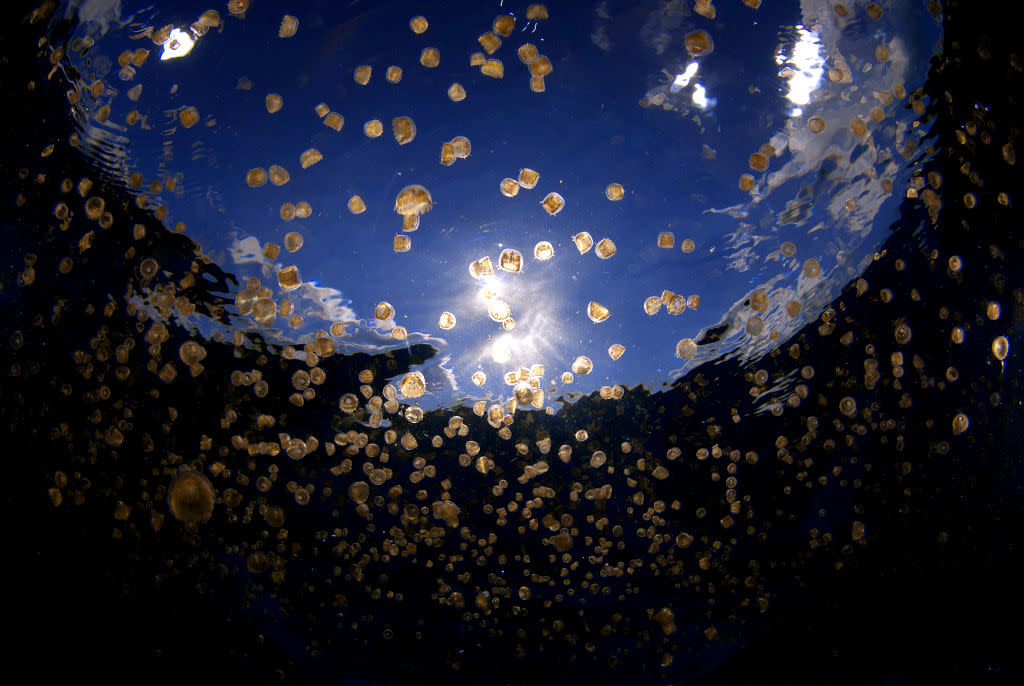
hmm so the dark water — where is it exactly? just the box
[3,1,1023,684]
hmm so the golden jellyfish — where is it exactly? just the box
[354,65,372,85]
[438,312,456,330]
[518,168,540,189]
[179,106,199,128]
[530,76,546,93]
[294,201,312,218]
[527,4,549,20]
[323,112,344,131]
[268,165,290,185]
[386,66,403,84]
[469,257,494,279]
[808,116,826,133]
[364,119,384,138]
[675,338,697,360]
[299,149,322,169]
[739,174,755,191]
[440,143,456,167]
[481,59,504,78]
[595,238,617,259]
[605,183,625,201]
[478,32,501,54]
[394,185,433,216]
[608,344,625,360]
[393,235,411,253]
[658,232,674,249]
[283,232,303,252]
[375,302,395,320]
[529,55,553,77]
[684,30,714,57]
[451,136,471,158]
[419,47,440,68]
[992,336,1009,361]
[278,15,298,38]
[488,300,511,322]
[499,249,523,273]
[448,83,466,102]
[470,52,486,67]
[540,192,565,215]
[571,356,593,375]
[277,266,301,291]
[802,258,821,277]
[392,116,417,145]
[534,241,554,260]
[587,301,610,323]
[644,296,662,315]
[168,470,215,523]
[400,371,427,398]
[409,15,428,34]
[493,15,516,37]
[314,102,329,117]
[518,44,539,64]
[348,195,366,215]
[245,168,267,188]
[500,178,520,198]
[265,93,283,113]
[573,232,594,254]
[749,153,769,171]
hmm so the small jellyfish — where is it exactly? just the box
[268,165,291,185]
[348,195,366,214]
[518,168,540,189]
[354,65,372,85]
[439,311,456,330]
[179,106,199,128]
[392,116,417,145]
[284,232,303,252]
[364,119,384,138]
[530,56,553,77]
[573,232,594,254]
[608,344,625,360]
[393,235,411,252]
[478,32,502,54]
[451,136,471,158]
[419,48,440,68]
[265,93,283,113]
[323,112,344,131]
[595,238,617,259]
[534,241,554,261]
[168,470,215,522]
[493,15,516,37]
[808,116,826,133]
[675,338,697,360]
[500,178,520,197]
[440,142,456,166]
[481,59,504,78]
[400,371,427,398]
[409,16,428,34]
[278,15,298,38]
[375,302,395,320]
[540,192,565,215]
[299,149,322,169]
[605,183,625,201]
[246,168,267,188]
[587,301,610,323]
[277,266,301,290]
[448,83,466,102]
[527,5,549,20]
[572,356,593,375]
[499,249,523,273]
[658,232,674,249]
[518,44,539,64]
[684,30,714,57]
[386,66,403,83]
[394,185,433,216]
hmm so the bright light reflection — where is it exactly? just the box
[160,28,196,61]
[670,62,699,93]
[780,27,825,111]
[692,83,708,109]
[491,338,513,364]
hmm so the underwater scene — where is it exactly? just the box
[3,0,1022,683]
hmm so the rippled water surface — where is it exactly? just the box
[4,0,1023,683]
